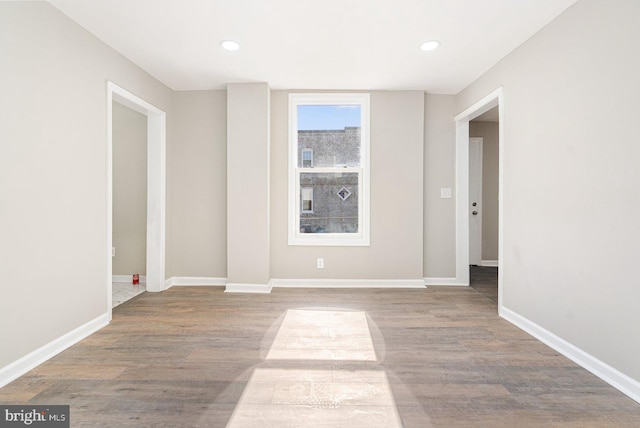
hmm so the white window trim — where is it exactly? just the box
[288,93,370,246]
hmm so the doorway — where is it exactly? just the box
[112,101,147,307]
[454,88,504,309]
[469,105,501,269]
[106,82,166,320]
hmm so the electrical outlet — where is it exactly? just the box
[317,258,324,269]
[112,247,116,257]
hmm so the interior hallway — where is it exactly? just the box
[1,282,639,427]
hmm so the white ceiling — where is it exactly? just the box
[49,0,579,93]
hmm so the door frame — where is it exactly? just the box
[106,81,166,320]
[454,87,504,309]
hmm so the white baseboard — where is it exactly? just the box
[164,277,227,288]
[162,277,427,292]
[112,274,146,283]
[225,283,273,293]
[480,260,499,267]
[0,313,109,389]
[500,306,640,405]
[270,278,426,288]
[424,277,469,286]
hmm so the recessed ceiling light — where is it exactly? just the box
[419,40,440,52]
[220,40,240,51]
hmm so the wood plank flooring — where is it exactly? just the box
[1,271,639,427]
[470,266,499,303]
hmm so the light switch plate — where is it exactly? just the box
[440,187,452,199]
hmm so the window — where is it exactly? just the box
[288,93,370,246]
[301,149,313,168]
[301,187,313,213]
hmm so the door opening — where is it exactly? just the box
[111,101,148,307]
[454,87,504,310]
[107,82,166,320]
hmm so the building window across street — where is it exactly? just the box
[301,148,313,168]
[288,93,370,246]
[301,187,314,213]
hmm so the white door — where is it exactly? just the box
[469,138,483,265]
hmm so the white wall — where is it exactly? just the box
[169,90,227,278]
[457,0,640,381]
[0,2,172,369]
[270,91,424,280]
[112,101,147,276]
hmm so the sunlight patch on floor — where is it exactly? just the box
[226,309,402,427]
[266,309,377,361]
[226,368,401,427]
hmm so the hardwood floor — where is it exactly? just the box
[1,281,639,427]
[470,265,499,303]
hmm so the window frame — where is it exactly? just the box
[288,93,371,246]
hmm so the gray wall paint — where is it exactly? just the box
[423,94,456,278]
[0,2,172,368]
[227,83,271,285]
[469,120,499,261]
[169,90,227,277]
[457,0,640,381]
[270,91,424,279]
[112,101,147,276]
[7,0,637,393]
[168,90,426,281]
